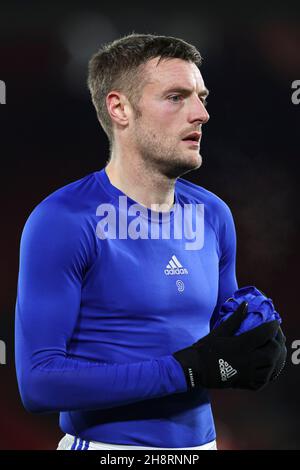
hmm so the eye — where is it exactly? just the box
[200,97,208,107]
[168,94,184,103]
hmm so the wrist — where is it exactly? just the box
[173,346,203,390]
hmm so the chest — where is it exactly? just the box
[83,224,219,326]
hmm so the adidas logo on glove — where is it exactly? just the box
[218,358,237,381]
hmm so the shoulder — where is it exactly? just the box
[176,176,234,227]
[21,172,100,242]
[176,177,236,259]
[19,173,101,270]
[40,172,99,210]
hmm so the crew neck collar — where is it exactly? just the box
[96,168,180,223]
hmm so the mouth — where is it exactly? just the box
[182,132,201,147]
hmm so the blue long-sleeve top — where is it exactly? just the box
[15,168,238,447]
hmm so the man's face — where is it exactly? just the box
[129,57,210,178]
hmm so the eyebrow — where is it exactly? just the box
[163,86,209,98]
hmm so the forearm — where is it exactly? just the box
[17,353,187,413]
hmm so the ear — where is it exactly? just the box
[106,91,130,127]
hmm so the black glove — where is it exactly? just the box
[269,326,287,381]
[173,301,282,391]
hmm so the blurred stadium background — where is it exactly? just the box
[0,0,299,450]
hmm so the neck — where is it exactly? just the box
[105,153,176,212]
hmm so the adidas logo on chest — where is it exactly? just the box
[164,255,189,276]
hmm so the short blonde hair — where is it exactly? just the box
[87,33,202,144]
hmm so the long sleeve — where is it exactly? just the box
[15,200,187,414]
[210,202,239,329]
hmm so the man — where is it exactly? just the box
[15,33,286,451]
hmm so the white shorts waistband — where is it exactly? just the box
[57,433,217,451]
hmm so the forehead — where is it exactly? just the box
[142,57,205,92]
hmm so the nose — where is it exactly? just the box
[188,96,210,125]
